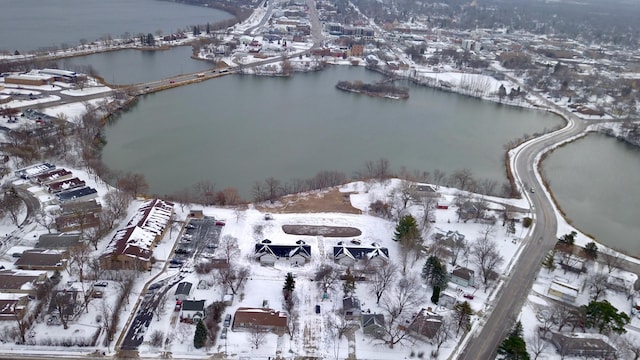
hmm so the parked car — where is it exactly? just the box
[463,293,475,300]
[94,281,108,287]
[220,327,228,339]
[315,305,321,314]
[175,300,182,312]
[175,248,189,255]
[223,314,232,327]
[215,221,225,226]
[170,259,184,265]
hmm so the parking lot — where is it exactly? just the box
[169,217,224,270]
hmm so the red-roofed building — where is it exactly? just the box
[100,199,174,271]
[232,307,288,334]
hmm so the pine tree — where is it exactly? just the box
[422,256,448,289]
[431,286,441,304]
[453,301,473,334]
[342,268,356,296]
[584,242,598,260]
[193,319,207,349]
[497,321,529,360]
[541,251,556,272]
[206,23,211,34]
[394,215,420,242]
[283,272,295,292]
[507,220,516,235]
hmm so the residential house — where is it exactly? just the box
[361,313,385,337]
[36,233,82,249]
[232,307,288,333]
[438,292,458,309]
[0,270,49,296]
[606,275,630,293]
[0,294,29,321]
[410,184,440,198]
[547,277,579,303]
[47,177,86,193]
[15,163,55,179]
[342,296,361,320]
[181,300,206,322]
[32,169,73,185]
[333,243,389,268]
[14,249,67,271]
[59,199,101,215]
[408,308,443,340]
[55,212,100,232]
[254,241,311,266]
[450,266,475,287]
[175,282,193,301]
[550,332,617,358]
[56,186,98,203]
[100,199,174,271]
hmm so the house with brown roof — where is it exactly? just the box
[100,199,174,271]
[47,177,86,193]
[408,308,443,341]
[33,169,73,185]
[0,270,49,296]
[0,294,29,321]
[232,307,288,334]
[55,212,100,232]
[450,266,475,287]
[551,332,617,358]
[36,233,82,249]
[14,249,67,271]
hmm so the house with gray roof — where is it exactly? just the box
[254,241,311,266]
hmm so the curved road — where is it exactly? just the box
[459,113,588,359]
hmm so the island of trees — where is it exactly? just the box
[336,80,409,100]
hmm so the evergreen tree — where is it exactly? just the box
[283,272,295,292]
[422,256,448,289]
[393,215,420,242]
[558,231,577,245]
[431,286,441,304]
[584,242,598,260]
[193,319,207,349]
[583,300,630,334]
[541,251,556,272]
[342,268,356,296]
[453,301,473,334]
[507,220,516,235]
[206,23,211,34]
[497,321,529,360]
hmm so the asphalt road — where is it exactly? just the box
[459,114,588,359]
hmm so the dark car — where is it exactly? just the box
[93,281,108,287]
[315,305,321,314]
[175,248,188,255]
[170,259,184,265]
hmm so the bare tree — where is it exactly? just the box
[218,235,240,263]
[449,168,475,191]
[378,276,422,348]
[420,197,436,235]
[0,191,22,225]
[314,264,338,295]
[588,273,608,301]
[432,169,446,189]
[528,330,548,360]
[33,208,57,233]
[150,330,164,347]
[286,309,299,341]
[621,333,640,360]
[368,262,399,305]
[600,247,622,274]
[68,243,91,282]
[248,325,267,349]
[103,189,131,219]
[432,317,453,354]
[216,264,250,295]
[471,236,504,289]
[116,172,149,198]
[193,180,216,205]
[553,304,574,332]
